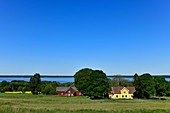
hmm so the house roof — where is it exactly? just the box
[111,86,136,94]
[56,87,78,92]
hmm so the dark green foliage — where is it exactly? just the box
[17,86,23,91]
[3,86,12,91]
[133,73,139,86]
[154,77,168,96]
[42,85,51,95]
[42,84,58,95]
[74,68,109,98]
[29,73,41,95]
[22,87,26,94]
[134,73,155,98]
[166,81,170,96]
[74,68,93,96]
[0,78,73,94]
[1,81,8,87]
[87,70,109,98]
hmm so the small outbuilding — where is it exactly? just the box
[56,87,83,96]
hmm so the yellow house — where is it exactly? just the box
[109,86,136,99]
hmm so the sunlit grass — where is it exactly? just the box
[0,93,169,113]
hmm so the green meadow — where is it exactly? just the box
[0,94,170,113]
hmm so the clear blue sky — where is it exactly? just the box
[0,0,170,75]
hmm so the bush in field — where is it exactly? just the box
[134,73,155,98]
[42,84,57,95]
[50,89,58,95]
[42,85,51,95]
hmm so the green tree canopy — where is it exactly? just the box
[74,68,93,96]
[29,73,41,95]
[87,70,109,98]
[135,73,155,98]
[74,68,109,98]
[133,73,139,86]
[154,76,168,96]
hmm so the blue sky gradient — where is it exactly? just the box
[0,0,170,75]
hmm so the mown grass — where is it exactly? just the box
[0,93,169,113]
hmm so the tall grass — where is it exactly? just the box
[0,94,169,113]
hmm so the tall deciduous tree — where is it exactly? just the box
[29,73,41,95]
[74,68,109,98]
[135,73,155,98]
[74,68,93,96]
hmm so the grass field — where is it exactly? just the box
[0,94,170,113]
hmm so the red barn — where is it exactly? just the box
[56,87,83,96]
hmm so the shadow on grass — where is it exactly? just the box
[134,97,166,100]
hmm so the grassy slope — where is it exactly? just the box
[0,94,170,113]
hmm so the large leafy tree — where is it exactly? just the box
[74,68,109,98]
[29,73,41,95]
[74,68,93,96]
[154,77,168,96]
[135,73,155,98]
[87,70,109,98]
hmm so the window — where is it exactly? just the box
[79,93,81,96]
[124,91,126,94]
[122,95,124,98]
[125,95,127,98]
[116,95,118,98]
[68,91,70,93]
[61,93,63,95]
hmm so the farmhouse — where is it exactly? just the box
[109,86,136,99]
[56,87,83,96]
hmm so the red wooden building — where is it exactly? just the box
[56,87,83,96]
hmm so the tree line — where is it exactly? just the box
[0,73,74,95]
[74,68,170,99]
[0,69,170,99]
